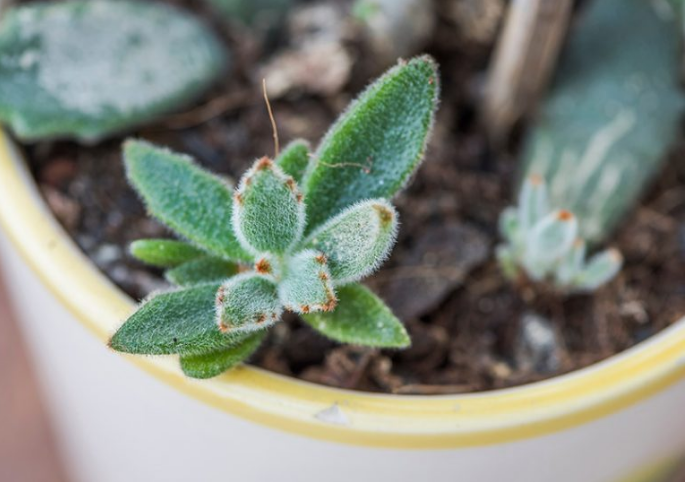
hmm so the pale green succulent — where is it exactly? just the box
[110,56,440,379]
[497,175,622,293]
[521,0,684,244]
[0,0,226,142]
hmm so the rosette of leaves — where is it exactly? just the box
[0,0,227,142]
[497,175,622,293]
[110,56,440,379]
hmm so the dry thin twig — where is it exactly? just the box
[262,78,280,158]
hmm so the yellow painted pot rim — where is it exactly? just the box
[1,131,685,449]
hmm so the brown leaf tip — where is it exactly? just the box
[234,192,243,206]
[314,253,327,265]
[373,204,394,225]
[323,290,337,312]
[608,248,623,262]
[255,156,273,171]
[323,299,337,312]
[529,174,543,186]
[256,313,267,324]
[218,320,230,333]
[318,271,329,281]
[216,286,226,305]
[557,210,574,222]
[255,257,272,274]
[300,305,311,314]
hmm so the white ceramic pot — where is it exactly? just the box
[1,131,685,482]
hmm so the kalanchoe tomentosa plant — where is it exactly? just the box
[497,175,622,293]
[110,56,440,379]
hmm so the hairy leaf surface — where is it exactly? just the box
[278,250,336,313]
[125,140,251,262]
[130,239,204,268]
[216,274,282,334]
[110,283,248,356]
[303,56,439,232]
[233,158,305,254]
[179,331,266,379]
[166,256,239,286]
[275,139,311,184]
[302,283,409,348]
[303,199,398,285]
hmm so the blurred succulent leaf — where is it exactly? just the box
[232,157,305,254]
[302,283,409,348]
[303,56,439,232]
[275,139,311,184]
[496,245,518,280]
[110,283,248,356]
[179,331,266,379]
[278,250,336,314]
[526,210,577,263]
[518,175,550,232]
[130,239,204,268]
[0,1,226,141]
[166,256,240,286]
[573,249,623,292]
[499,207,520,245]
[125,140,252,263]
[555,239,586,286]
[303,199,398,285]
[521,0,685,243]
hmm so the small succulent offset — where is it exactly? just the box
[110,56,440,379]
[497,175,622,293]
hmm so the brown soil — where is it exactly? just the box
[17,0,685,394]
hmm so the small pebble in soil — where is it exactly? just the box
[368,222,490,319]
[515,311,564,375]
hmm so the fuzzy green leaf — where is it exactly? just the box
[303,199,398,285]
[179,331,266,379]
[0,1,226,142]
[278,250,336,314]
[166,256,239,286]
[125,140,251,262]
[216,274,282,334]
[303,56,440,232]
[275,139,311,184]
[130,239,205,268]
[232,158,305,254]
[302,283,409,348]
[110,283,248,356]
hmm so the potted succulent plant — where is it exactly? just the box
[1,1,685,482]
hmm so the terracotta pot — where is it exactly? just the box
[1,132,684,482]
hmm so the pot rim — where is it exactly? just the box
[1,131,684,449]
